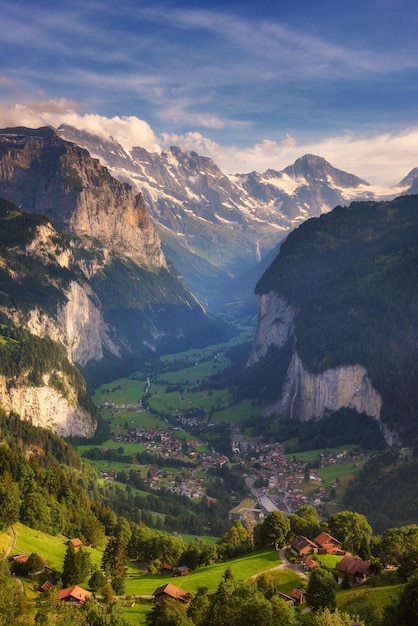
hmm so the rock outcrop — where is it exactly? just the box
[249,290,384,430]
[0,374,96,438]
[0,126,165,270]
[247,292,295,365]
[267,351,382,421]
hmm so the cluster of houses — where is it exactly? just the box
[10,537,93,607]
[290,531,375,584]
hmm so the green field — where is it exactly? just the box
[337,582,404,619]
[316,553,342,569]
[124,549,289,596]
[11,522,104,572]
[290,445,362,463]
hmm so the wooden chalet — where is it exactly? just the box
[59,585,91,605]
[336,555,372,584]
[38,580,54,592]
[314,531,342,554]
[153,583,189,604]
[290,535,317,556]
[68,538,83,549]
[278,592,295,605]
[302,555,320,570]
[290,588,306,605]
[158,563,173,575]
[11,554,28,564]
[174,565,190,576]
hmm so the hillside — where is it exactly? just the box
[0,128,231,384]
[250,195,418,442]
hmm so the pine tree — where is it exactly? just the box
[101,536,127,595]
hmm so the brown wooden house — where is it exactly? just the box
[153,583,189,604]
[290,535,317,556]
[59,585,91,605]
[336,555,372,584]
[314,531,342,554]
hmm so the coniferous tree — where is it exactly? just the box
[102,536,127,595]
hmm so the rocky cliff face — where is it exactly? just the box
[249,292,383,427]
[0,374,96,437]
[0,127,230,438]
[247,292,295,365]
[1,215,119,366]
[0,126,165,269]
[267,351,382,421]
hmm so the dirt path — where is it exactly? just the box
[5,526,16,557]
[5,527,24,592]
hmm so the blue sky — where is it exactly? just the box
[1,0,418,183]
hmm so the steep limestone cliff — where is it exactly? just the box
[25,279,119,366]
[249,291,383,428]
[0,126,165,270]
[0,374,96,437]
[0,211,119,366]
[247,292,295,365]
[267,350,382,422]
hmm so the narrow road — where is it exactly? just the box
[6,527,24,592]
[278,547,309,582]
[250,547,309,583]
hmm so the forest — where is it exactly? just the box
[255,195,418,439]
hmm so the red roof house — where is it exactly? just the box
[59,585,92,605]
[314,531,342,554]
[290,535,317,556]
[336,556,372,584]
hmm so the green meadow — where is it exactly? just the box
[123,549,287,596]
[337,582,404,620]
[11,522,104,572]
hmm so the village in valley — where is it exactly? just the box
[96,396,371,521]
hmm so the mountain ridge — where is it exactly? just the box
[0,128,231,435]
[56,123,418,310]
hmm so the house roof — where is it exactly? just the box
[291,535,317,551]
[290,588,305,601]
[176,566,189,572]
[69,538,83,548]
[228,498,257,515]
[12,554,28,563]
[303,556,320,569]
[153,583,188,602]
[337,555,371,575]
[314,532,341,547]
[59,586,91,603]
[39,580,54,592]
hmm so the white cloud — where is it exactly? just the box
[1,100,417,185]
[0,100,161,153]
[161,128,418,185]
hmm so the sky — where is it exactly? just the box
[1,0,418,184]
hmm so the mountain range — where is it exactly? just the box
[56,124,417,310]
[1,123,418,444]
